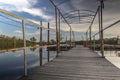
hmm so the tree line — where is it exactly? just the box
[0,35,57,50]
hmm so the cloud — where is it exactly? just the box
[14,30,37,36]
[14,30,22,34]
[35,30,40,35]
[23,8,52,20]
[0,0,52,20]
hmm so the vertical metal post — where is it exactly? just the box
[66,36,67,50]
[86,32,88,47]
[89,27,92,49]
[58,12,61,53]
[47,22,50,62]
[98,6,101,39]
[100,0,104,58]
[93,36,95,51]
[50,0,72,50]
[70,27,72,48]
[117,35,119,44]
[22,20,27,76]
[13,38,16,48]
[98,6,101,53]
[40,21,43,66]
[73,31,76,47]
[55,7,59,57]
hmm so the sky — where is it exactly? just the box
[0,0,120,41]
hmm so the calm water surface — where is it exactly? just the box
[0,48,56,80]
[1,48,120,80]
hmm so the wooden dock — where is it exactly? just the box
[21,45,120,80]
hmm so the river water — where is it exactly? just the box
[0,48,56,80]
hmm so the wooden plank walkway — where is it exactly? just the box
[22,46,120,80]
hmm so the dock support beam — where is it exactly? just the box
[22,20,27,76]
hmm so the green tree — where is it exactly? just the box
[50,39,56,45]
[60,34,64,41]
[30,37,36,46]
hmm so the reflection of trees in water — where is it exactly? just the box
[30,48,37,52]
[0,34,38,50]
[12,50,16,53]
[0,35,24,50]
[30,37,37,46]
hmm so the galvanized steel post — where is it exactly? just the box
[22,20,27,76]
[47,22,50,62]
[40,21,43,66]
[58,12,61,53]
[55,7,59,57]
[93,36,95,51]
[100,0,105,58]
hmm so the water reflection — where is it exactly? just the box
[0,48,56,80]
[30,48,37,52]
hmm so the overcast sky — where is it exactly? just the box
[0,0,120,41]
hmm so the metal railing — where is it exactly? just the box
[85,0,120,58]
[0,8,75,77]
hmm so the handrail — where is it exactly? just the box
[0,8,56,31]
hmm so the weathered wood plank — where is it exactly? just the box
[20,46,120,80]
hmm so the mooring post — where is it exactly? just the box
[40,21,43,66]
[47,22,50,62]
[22,20,27,76]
